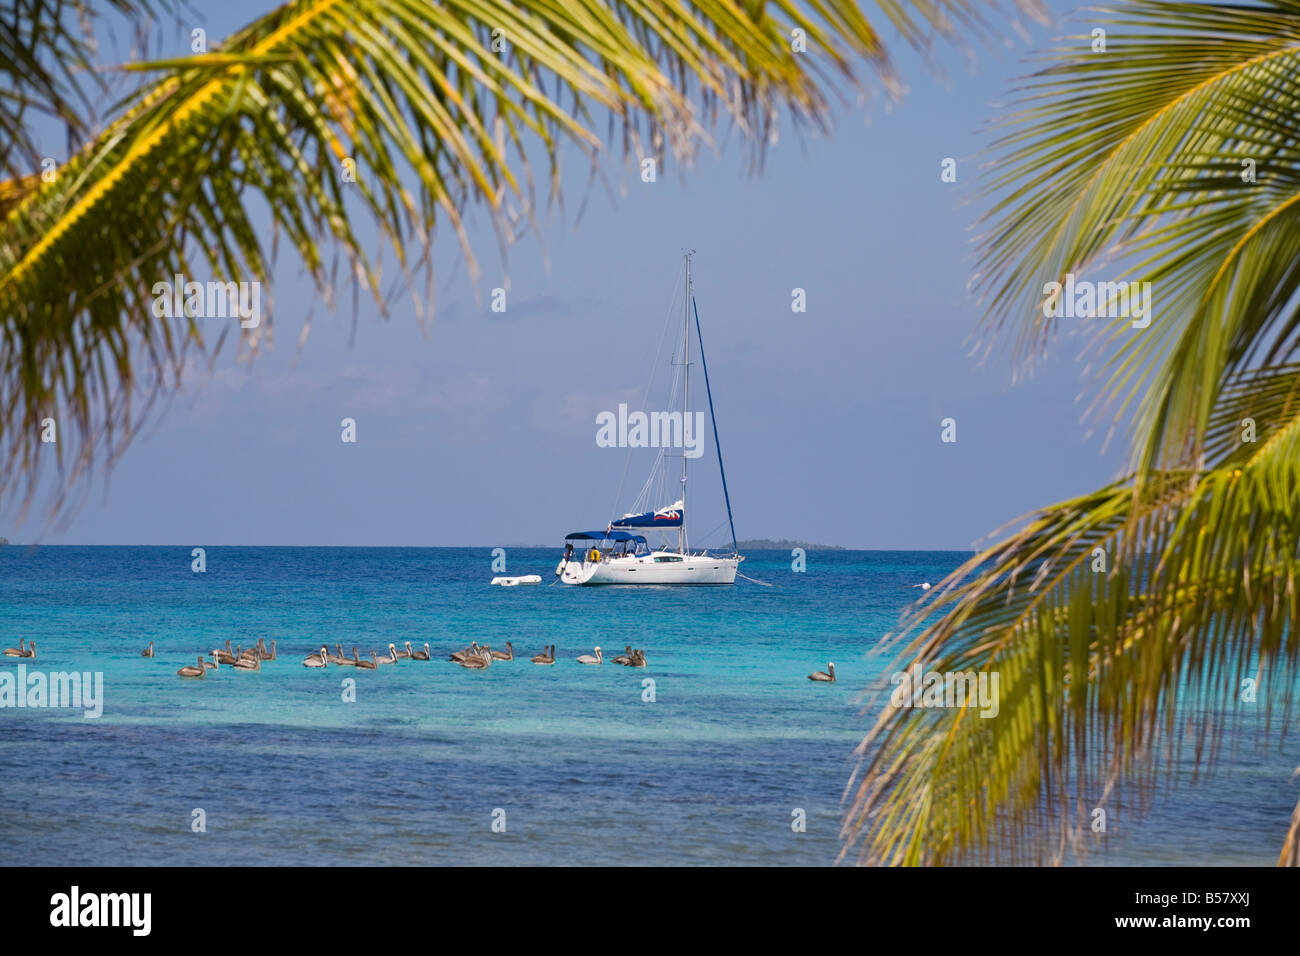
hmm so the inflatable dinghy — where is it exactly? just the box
[491,575,542,587]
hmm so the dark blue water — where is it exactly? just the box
[0,546,1294,865]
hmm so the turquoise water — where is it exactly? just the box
[0,546,1295,865]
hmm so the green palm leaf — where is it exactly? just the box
[975,1,1300,474]
[849,1,1300,865]
[846,405,1300,863]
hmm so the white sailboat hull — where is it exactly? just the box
[559,552,739,586]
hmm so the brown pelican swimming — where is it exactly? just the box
[214,640,237,665]
[19,641,35,659]
[354,648,377,670]
[460,648,490,670]
[303,646,328,668]
[254,638,270,660]
[530,645,554,665]
[327,644,347,664]
[394,642,412,659]
[334,647,357,667]
[410,643,431,661]
[178,656,207,679]
[141,641,155,658]
[450,642,480,663]
[260,640,277,661]
[238,644,259,662]
[3,639,25,657]
[233,654,262,672]
[203,652,220,671]
[489,641,514,662]
[808,662,835,682]
[611,645,633,665]
[374,645,398,666]
[626,649,647,667]
[576,646,602,665]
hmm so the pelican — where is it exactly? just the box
[910,582,932,591]
[238,645,258,661]
[611,645,633,665]
[489,641,514,662]
[328,643,347,664]
[203,652,220,671]
[254,638,270,660]
[395,642,412,659]
[335,647,358,667]
[410,643,431,661]
[141,641,155,658]
[374,645,398,666]
[354,648,377,670]
[808,662,836,682]
[460,648,489,670]
[214,640,237,665]
[530,645,554,665]
[576,646,602,665]
[450,642,480,663]
[261,639,277,661]
[3,639,25,657]
[626,649,647,668]
[178,656,207,679]
[304,646,328,668]
[20,641,34,659]
[233,654,262,672]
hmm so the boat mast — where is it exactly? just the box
[680,251,692,555]
[693,294,739,556]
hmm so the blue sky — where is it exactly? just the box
[7,0,1128,549]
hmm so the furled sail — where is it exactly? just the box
[611,501,684,528]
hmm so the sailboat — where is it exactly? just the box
[557,252,743,586]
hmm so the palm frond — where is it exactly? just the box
[844,386,1300,862]
[974,1,1300,475]
[0,1,169,178]
[846,1,1300,867]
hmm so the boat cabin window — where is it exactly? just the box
[653,555,683,563]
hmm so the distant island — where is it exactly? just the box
[0,537,8,546]
[734,538,844,550]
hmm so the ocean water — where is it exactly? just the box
[0,546,1295,866]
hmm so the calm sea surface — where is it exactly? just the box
[0,546,1294,865]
